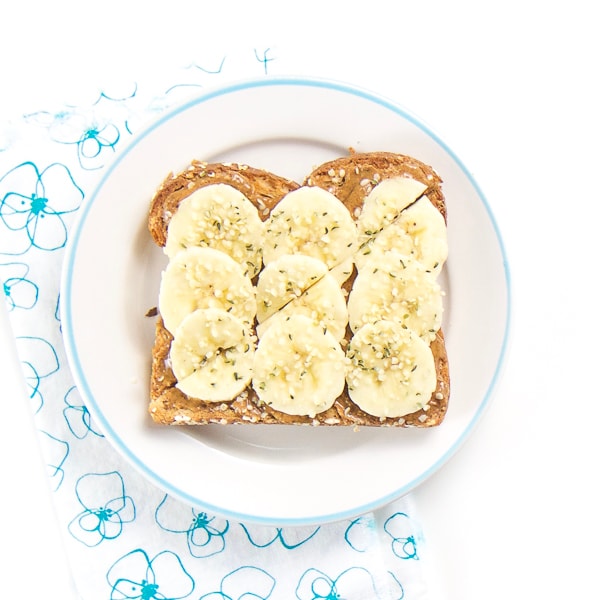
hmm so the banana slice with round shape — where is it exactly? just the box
[164,183,264,278]
[255,253,329,323]
[357,177,427,238]
[256,273,348,341]
[346,319,436,418]
[347,251,443,342]
[355,196,448,274]
[170,308,255,402]
[158,247,256,335]
[263,186,358,269]
[252,314,346,417]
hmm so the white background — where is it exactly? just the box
[1,1,599,598]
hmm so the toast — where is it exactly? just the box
[148,152,450,428]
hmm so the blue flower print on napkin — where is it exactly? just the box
[55,118,121,171]
[27,110,122,171]
[295,567,381,600]
[0,161,83,256]
[155,494,229,558]
[344,516,374,553]
[384,513,419,560]
[63,385,104,439]
[23,82,137,168]
[239,524,320,550]
[199,566,275,600]
[15,335,60,413]
[254,48,275,74]
[0,261,38,311]
[68,471,136,547]
[106,548,194,600]
[40,430,69,491]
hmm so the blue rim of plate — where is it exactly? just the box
[61,75,512,525]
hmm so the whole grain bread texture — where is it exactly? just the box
[148,153,450,428]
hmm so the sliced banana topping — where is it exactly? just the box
[256,273,348,341]
[170,308,255,402]
[252,314,346,417]
[255,253,329,323]
[346,319,436,418]
[158,247,256,334]
[347,251,443,342]
[164,183,264,277]
[356,196,448,274]
[263,186,358,269]
[329,256,355,286]
[357,177,427,238]
[158,171,448,419]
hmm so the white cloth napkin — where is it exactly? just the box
[0,49,432,600]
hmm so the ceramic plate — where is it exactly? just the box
[61,77,510,525]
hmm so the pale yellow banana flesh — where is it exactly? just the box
[347,251,443,343]
[356,196,448,274]
[255,253,329,323]
[158,246,256,335]
[252,314,346,417]
[170,308,255,402]
[164,183,264,278]
[263,186,358,269]
[256,273,348,342]
[357,176,427,237]
[346,319,436,418]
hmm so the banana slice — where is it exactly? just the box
[164,183,264,278]
[357,177,427,237]
[347,251,443,342]
[256,253,329,323]
[158,247,256,334]
[252,314,346,417]
[346,319,436,418]
[170,308,255,402]
[329,256,355,286]
[256,273,348,341]
[263,186,358,269]
[356,196,448,274]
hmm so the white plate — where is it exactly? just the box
[61,77,510,525]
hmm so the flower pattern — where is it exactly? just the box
[199,566,275,600]
[15,335,60,413]
[106,549,194,600]
[240,524,320,549]
[384,513,419,560]
[155,494,229,558]
[63,385,104,439]
[344,516,372,553]
[296,567,380,600]
[39,430,69,491]
[68,472,135,547]
[0,261,38,310]
[43,111,121,170]
[0,161,83,255]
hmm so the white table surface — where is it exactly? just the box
[2,1,599,598]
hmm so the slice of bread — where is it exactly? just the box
[148,153,450,428]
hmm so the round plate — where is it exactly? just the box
[61,77,510,525]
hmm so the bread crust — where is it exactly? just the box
[148,160,300,247]
[305,151,446,223]
[148,153,450,428]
